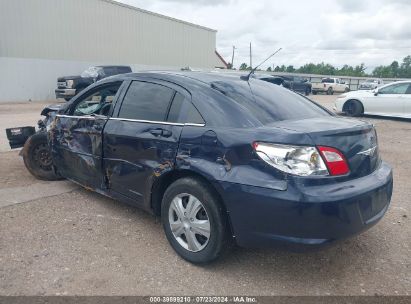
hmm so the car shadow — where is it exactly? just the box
[75,185,388,287]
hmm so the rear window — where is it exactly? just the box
[117,66,132,74]
[211,80,330,125]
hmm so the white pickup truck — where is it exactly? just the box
[312,78,350,95]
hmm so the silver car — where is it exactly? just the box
[358,79,384,90]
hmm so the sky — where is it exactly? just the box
[117,0,411,71]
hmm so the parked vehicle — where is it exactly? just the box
[358,79,384,90]
[280,75,312,95]
[55,65,132,101]
[253,74,284,86]
[255,75,311,95]
[7,72,393,264]
[312,78,349,95]
[335,80,411,118]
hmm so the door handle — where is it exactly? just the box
[161,130,172,138]
[149,128,172,138]
[149,129,163,137]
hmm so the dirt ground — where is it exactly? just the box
[0,96,410,296]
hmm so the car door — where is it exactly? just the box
[292,77,303,92]
[102,79,187,206]
[335,79,343,92]
[50,81,124,188]
[363,83,409,115]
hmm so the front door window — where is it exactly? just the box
[72,83,122,117]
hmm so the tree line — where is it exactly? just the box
[237,55,411,78]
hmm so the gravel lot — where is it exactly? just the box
[0,95,410,296]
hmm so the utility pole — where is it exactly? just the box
[249,42,252,69]
[231,46,236,69]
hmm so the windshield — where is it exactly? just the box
[211,80,330,126]
[81,67,101,78]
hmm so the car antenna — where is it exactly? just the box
[241,48,282,81]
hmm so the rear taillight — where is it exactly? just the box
[253,142,350,177]
[317,146,350,176]
[253,142,328,176]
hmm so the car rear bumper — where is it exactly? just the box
[55,89,76,99]
[217,161,393,249]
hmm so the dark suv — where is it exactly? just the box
[280,76,312,95]
[55,65,132,101]
[13,72,392,264]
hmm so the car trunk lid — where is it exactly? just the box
[270,117,380,178]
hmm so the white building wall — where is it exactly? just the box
[0,0,219,102]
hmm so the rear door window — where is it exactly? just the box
[118,81,175,121]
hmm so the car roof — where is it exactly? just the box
[383,80,411,85]
[105,71,247,85]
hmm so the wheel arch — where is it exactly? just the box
[150,169,235,236]
[343,98,364,114]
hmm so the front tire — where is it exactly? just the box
[343,99,364,117]
[161,177,230,264]
[327,87,334,95]
[22,132,61,181]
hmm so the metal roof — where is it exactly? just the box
[102,0,217,33]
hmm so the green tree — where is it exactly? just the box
[266,66,272,72]
[239,63,248,70]
[261,55,411,78]
[286,65,295,73]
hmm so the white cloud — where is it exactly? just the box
[118,0,411,70]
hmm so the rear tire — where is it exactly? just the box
[161,177,231,264]
[22,132,62,181]
[343,99,363,117]
[312,91,317,95]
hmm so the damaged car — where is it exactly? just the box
[7,72,393,264]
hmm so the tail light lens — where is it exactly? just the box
[253,143,350,177]
[317,146,350,176]
[253,142,328,176]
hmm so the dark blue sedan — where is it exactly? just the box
[18,72,393,264]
